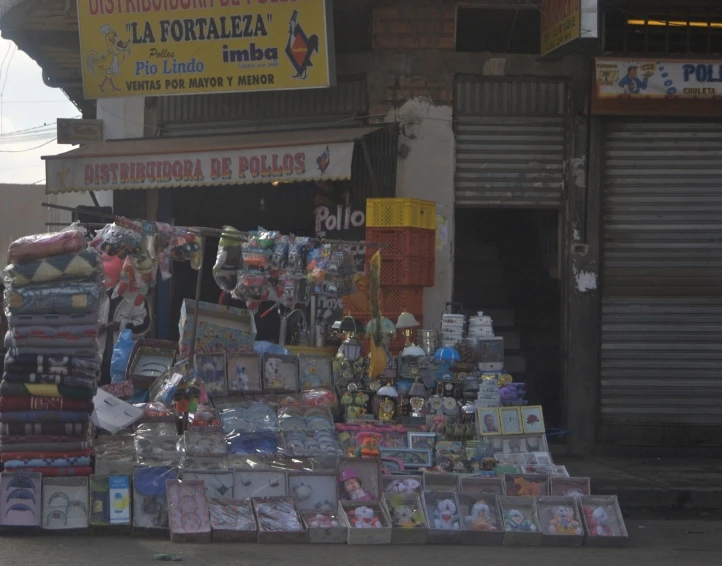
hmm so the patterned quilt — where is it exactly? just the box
[4,249,100,286]
[5,282,101,315]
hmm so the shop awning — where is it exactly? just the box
[43,126,385,194]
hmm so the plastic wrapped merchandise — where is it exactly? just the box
[166,479,211,543]
[134,433,183,466]
[4,249,101,288]
[132,466,178,530]
[94,436,137,476]
[4,281,102,316]
[7,228,86,265]
[213,226,244,292]
[42,477,90,531]
[208,497,257,542]
[253,496,306,543]
[183,432,227,458]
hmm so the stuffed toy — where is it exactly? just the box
[433,499,460,530]
[290,480,313,502]
[338,469,373,501]
[504,509,537,532]
[547,505,583,535]
[584,506,614,536]
[386,478,421,494]
[350,506,382,528]
[465,500,497,531]
[308,513,339,528]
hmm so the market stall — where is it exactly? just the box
[0,200,628,546]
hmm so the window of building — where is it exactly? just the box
[603,4,722,54]
[456,7,541,54]
[334,5,372,54]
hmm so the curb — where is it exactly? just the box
[593,485,722,510]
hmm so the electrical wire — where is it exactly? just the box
[0,138,57,152]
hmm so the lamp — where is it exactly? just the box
[377,382,399,398]
[402,344,427,357]
[339,313,357,338]
[365,316,396,338]
[340,335,362,363]
[396,312,421,346]
[434,347,460,363]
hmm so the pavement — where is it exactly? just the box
[0,517,721,565]
[562,457,722,510]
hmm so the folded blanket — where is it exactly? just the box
[0,397,94,412]
[5,281,101,315]
[0,450,91,463]
[0,381,96,401]
[0,441,91,453]
[3,456,91,469]
[6,335,98,349]
[4,344,100,359]
[10,466,93,477]
[8,313,100,327]
[12,324,99,339]
[7,230,87,265]
[0,411,90,423]
[3,372,97,390]
[0,422,88,436]
[4,353,100,379]
[4,249,100,286]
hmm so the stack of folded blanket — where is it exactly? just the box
[1,229,102,477]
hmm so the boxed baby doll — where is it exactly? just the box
[337,458,390,545]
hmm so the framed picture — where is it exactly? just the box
[408,432,436,450]
[194,352,227,397]
[298,354,333,390]
[499,407,523,435]
[521,405,545,434]
[477,407,501,436]
[227,353,262,394]
[262,353,299,392]
[379,457,405,475]
[379,448,432,469]
[502,437,527,454]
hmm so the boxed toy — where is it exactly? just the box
[498,495,542,546]
[537,496,584,547]
[421,491,463,544]
[458,492,504,546]
[179,300,256,359]
[382,493,428,544]
[289,472,345,544]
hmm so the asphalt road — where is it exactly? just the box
[1,519,721,566]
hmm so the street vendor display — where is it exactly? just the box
[0,217,629,546]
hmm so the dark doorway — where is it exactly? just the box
[454,208,563,427]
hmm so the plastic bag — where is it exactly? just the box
[213,226,244,291]
[110,329,134,383]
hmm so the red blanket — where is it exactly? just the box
[0,396,94,412]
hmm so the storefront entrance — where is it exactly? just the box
[454,208,562,427]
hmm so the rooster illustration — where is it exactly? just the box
[316,146,331,174]
[286,11,320,80]
[86,24,131,93]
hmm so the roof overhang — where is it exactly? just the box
[43,126,387,194]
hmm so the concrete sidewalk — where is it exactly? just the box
[562,456,722,510]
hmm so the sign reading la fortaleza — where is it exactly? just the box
[596,59,722,99]
[76,0,332,99]
[44,142,353,193]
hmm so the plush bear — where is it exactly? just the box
[309,513,339,529]
[391,504,422,528]
[504,509,537,532]
[433,499,460,530]
[547,505,583,535]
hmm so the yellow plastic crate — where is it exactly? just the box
[366,198,436,229]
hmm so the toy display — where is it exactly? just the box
[263,354,299,392]
[347,505,382,528]
[504,508,537,532]
[338,459,380,502]
[504,474,550,497]
[550,477,591,498]
[383,477,421,495]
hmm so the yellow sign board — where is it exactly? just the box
[541,0,581,56]
[77,0,332,99]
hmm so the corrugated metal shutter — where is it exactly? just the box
[155,76,368,137]
[453,76,568,207]
[601,119,722,437]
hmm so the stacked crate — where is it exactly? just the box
[343,198,436,355]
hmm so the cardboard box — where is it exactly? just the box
[340,501,392,545]
[421,491,463,544]
[383,494,428,544]
[498,496,543,546]
[0,472,42,527]
[43,477,89,531]
[253,496,307,544]
[538,496,585,546]
[167,479,211,543]
[90,475,131,526]
[290,472,345,544]
[458,492,504,546]
[179,300,256,359]
[580,495,629,547]
[208,497,257,542]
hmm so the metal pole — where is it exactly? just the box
[188,239,205,361]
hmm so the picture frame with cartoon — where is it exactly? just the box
[408,432,437,451]
[379,448,432,469]
[194,352,227,397]
[262,353,299,392]
[227,353,262,394]
[298,354,333,390]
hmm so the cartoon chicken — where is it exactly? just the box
[87,24,131,93]
[286,11,320,80]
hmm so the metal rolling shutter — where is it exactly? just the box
[454,76,568,207]
[601,119,722,441]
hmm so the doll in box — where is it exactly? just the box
[584,506,615,536]
[504,509,537,532]
[433,499,460,530]
[339,469,373,502]
[349,506,382,528]
[547,505,583,535]
[465,500,497,532]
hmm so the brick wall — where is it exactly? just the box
[372,3,456,50]
[370,0,457,107]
